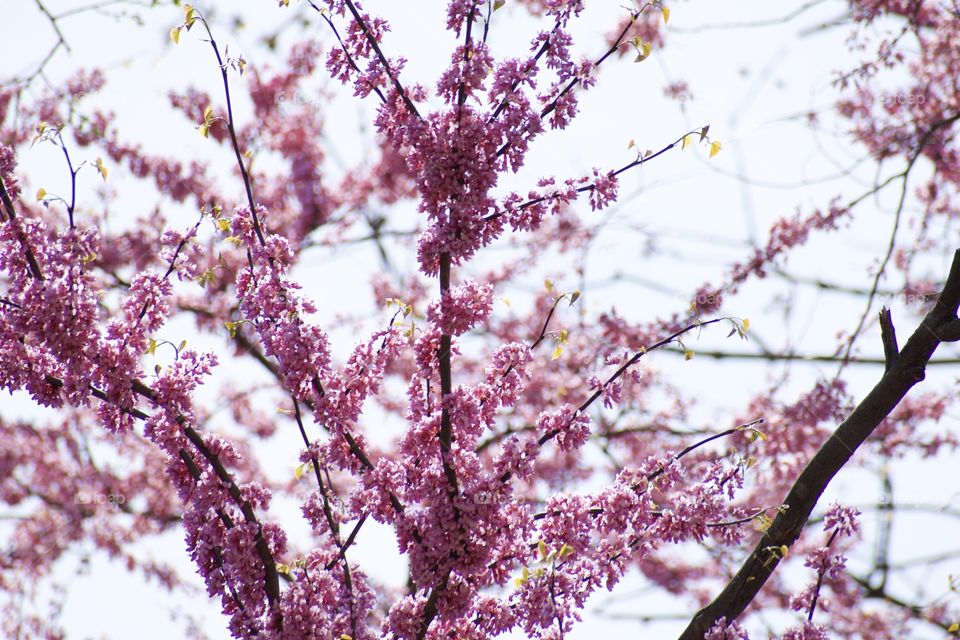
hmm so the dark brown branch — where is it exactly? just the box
[181,423,281,604]
[176,446,259,635]
[485,130,695,224]
[533,418,763,521]
[181,303,414,525]
[291,397,360,637]
[197,18,266,247]
[678,248,960,639]
[806,528,840,622]
[186,13,412,529]
[538,317,729,446]
[487,19,562,125]
[309,3,388,105]
[51,129,77,228]
[0,179,45,281]
[437,252,459,494]
[43,373,282,608]
[324,514,367,571]
[492,8,643,160]
[938,317,960,342]
[473,292,571,453]
[879,307,898,372]
[416,575,448,640]
[342,0,422,120]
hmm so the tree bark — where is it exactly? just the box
[679,248,960,639]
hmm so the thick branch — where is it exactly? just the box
[437,251,459,494]
[678,248,960,639]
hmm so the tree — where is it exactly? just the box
[1,1,959,638]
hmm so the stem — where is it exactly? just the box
[437,251,459,494]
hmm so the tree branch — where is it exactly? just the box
[879,307,899,372]
[678,248,960,639]
[660,346,960,366]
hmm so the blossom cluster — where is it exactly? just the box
[3,0,959,639]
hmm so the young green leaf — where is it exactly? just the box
[634,41,653,62]
[95,157,108,181]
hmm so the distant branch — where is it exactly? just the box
[661,346,960,366]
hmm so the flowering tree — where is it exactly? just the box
[2,1,959,639]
